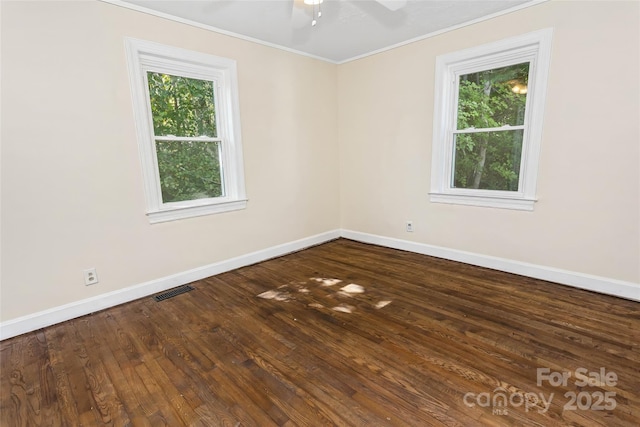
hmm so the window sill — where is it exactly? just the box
[147,199,247,223]
[429,193,536,211]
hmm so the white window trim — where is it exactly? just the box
[430,29,553,211]
[124,38,247,223]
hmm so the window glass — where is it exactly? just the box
[156,140,224,203]
[456,63,529,130]
[147,72,217,138]
[453,130,523,191]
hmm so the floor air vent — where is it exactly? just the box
[154,285,194,302]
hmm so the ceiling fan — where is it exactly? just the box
[292,0,408,28]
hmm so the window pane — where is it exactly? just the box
[453,130,523,191]
[456,63,529,130]
[147,72,217,138]
[156,140,223,203]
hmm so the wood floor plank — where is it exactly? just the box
[41,324,82,426]
[1,239,638,426]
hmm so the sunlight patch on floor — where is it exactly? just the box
[256,277,392,314]
[310,277,343,286]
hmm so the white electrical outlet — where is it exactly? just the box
[83,268,99,286]
[406,221,414,232]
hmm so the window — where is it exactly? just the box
[125,38,246,223]
[430,29,552,210]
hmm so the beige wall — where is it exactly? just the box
[2,0,639,323]
[0,1,340,320]
[338,0,640,284]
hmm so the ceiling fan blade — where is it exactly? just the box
[375,0,407,12]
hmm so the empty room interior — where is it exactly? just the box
[1,0,639,425]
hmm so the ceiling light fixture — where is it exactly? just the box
[304,0,323,27]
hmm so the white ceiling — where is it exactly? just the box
[116,0,540,63]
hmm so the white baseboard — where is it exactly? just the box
[3,228,637,340]
[0,230,341,340]
[340,229,640,303]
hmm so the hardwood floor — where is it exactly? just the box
[1,239,639,426]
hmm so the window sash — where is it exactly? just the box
[446,84,530,195]
[450,129,525,192]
